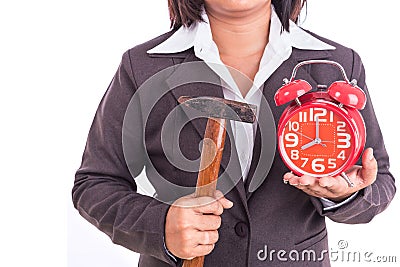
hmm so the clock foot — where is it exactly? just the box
[340,172,355,187]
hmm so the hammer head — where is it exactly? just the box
[178,96,257,123]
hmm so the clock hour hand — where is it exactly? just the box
[300,116,328,150]
[301,140,317,150]
[298,132,328,147]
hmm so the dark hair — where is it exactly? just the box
[168,0,306,32]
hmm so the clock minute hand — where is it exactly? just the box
[314,116,327,147]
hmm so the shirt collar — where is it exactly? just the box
[147,7,335,100]
[147,7,335,55]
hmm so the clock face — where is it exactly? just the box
[279,105,355,177]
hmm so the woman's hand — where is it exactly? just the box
[165,190,233,260]
[283,148,378,202]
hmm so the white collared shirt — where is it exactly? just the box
[148,7,335,180]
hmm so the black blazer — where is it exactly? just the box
[72,30,396,267]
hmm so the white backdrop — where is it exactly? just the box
[1,1,399,267]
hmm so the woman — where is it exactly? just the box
[72,0,396,266]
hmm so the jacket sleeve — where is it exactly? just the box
[72,51,177,266]
[310,50,396,223]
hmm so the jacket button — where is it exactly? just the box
[234,222,248,237]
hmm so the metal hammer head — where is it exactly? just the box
[178,96,257,123]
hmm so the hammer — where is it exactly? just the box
[178,96,257,267]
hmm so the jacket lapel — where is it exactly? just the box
[165,52,224,137]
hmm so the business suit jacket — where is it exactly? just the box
[72,30,396,266]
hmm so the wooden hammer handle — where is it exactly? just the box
[182,118,227,267]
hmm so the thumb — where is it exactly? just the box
[214,190,234,209]
[360,148,378,186]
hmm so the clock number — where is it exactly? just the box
[330,111,334,123]
[300,108,328,122]
[328,158,337,169]
[301,158,309,168]
[299,112,307,123]
[285,133,299,148]
[289,121,299,132]
[337,121,346,132]
[291,150,299,160]
[337,150,346,160]
[312,158,325,173]
[337,133,351,148]
[313,108,327,122]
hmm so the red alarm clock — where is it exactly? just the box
[275,60,366,185]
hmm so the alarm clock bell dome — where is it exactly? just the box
[274,79,312,106]
[328,81,367,110]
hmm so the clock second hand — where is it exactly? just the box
[298,133,329,149]
[297,132,314,141]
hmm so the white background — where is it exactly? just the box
[0,1,399,266]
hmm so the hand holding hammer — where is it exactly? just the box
[165,96,256,267]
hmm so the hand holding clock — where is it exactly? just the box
[283,148,377,202]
